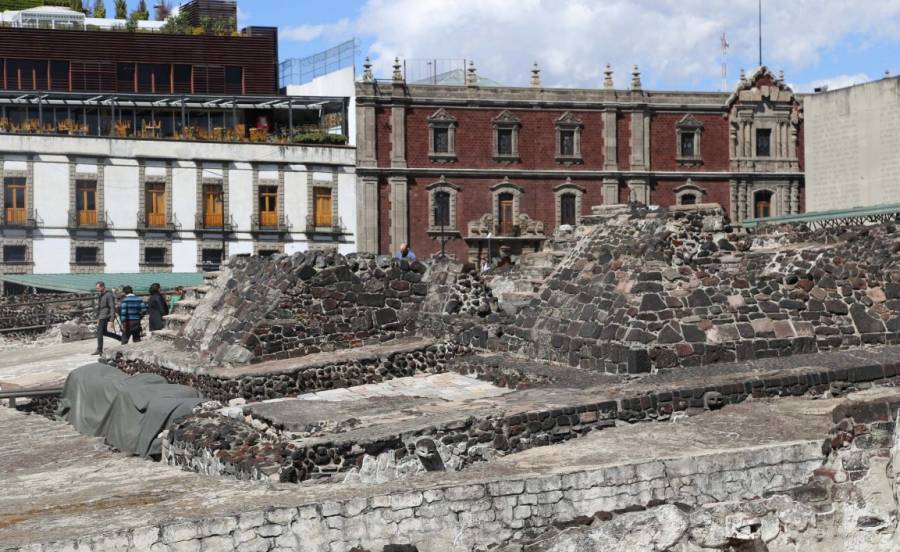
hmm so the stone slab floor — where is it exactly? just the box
[0,387,866,550]
[0,338,121,391]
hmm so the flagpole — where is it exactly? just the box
[758,0,763,66]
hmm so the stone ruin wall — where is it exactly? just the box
[493,206,900,373]
[176,253,433,365]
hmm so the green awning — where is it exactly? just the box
[0,272,204,294]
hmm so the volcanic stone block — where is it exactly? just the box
[639,294,668,312]
[849,304,886,334]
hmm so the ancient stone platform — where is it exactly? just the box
[0,387,859,551]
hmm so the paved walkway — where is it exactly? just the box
[292,372,512,403]
[0,337,122,391]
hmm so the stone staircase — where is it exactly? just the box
[154,271,221,342]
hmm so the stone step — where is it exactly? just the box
[194,285,212,295]
[173,298,200,310]
[152,328,180,341]
[163,313,192,324]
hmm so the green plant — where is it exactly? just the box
[159,9,190,34]
[131,0,149,21]
[113,0,125,18]
[291,131,348,145]
[92,0,104,17]
[69,0,83,12]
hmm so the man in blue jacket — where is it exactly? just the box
[119,285,147,344]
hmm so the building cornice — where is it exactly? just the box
[356,167,804,180]
[355,95,730,112]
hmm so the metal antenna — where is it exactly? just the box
[758,0,763,66]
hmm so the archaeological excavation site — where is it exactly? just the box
[7,203,900,551]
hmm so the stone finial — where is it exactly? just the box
[392,57,403,82]
[886,69,892,78]
[466,60,478,86]
[362,57,373,82]
[603,63,614,89]
[739,68,747,84]
[531,62,541,88]
[778,69,785,84]
[631,65,641,90]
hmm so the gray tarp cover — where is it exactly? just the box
[57,363,205,457]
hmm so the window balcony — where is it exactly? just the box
[67,209,108,230]
[136,211,179,234]
[2,208,39,229]
[250,213,291,235]
[194,212,234,234]
[305,215,347,237]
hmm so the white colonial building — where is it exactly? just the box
[0,130,356,277]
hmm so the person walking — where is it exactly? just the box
[146,282,169,332]
[169,286,185,312]
[119,285,147,344]
[92,281,121,355]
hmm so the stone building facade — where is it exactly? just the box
[355,63,804,261]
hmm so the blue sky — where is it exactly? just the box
[119,0,900,92]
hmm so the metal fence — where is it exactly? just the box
[403,59,468,85]
[280,39,357,88]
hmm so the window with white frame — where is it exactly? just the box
[492,110,521,161]
[427,176,460,232]
[555,111,583,163]
[427,108,457,161]
[675,114,703,165]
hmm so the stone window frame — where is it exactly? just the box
[70,237,105,273]
[195,162,230,230]
[306,169,341,233]
[0,154,35,227]
[138,160,174,229]
[196,238,229,270]
[675,114,704,166]
[139,237,173,273]
[68,157,106,227]
[555,111,584,164]
[252,163,286,230]
[426,176,461,234]
[749,182,782,218]
[427,108,457,162]
[553,178,585,228]
[492,110,521,162]
[0,237,33,274]
[490,177,523,233]
[253,240,285,256]
[754,127,773,158]
[674,180,707,206]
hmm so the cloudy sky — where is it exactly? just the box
[129,0,900,92]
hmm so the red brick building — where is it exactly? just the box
[355,63,804,261]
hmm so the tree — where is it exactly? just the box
[93,0,106,18]
[114,0,126,19]
[70,0,84,13]
[131,0,149,21]
[159,10,190,34]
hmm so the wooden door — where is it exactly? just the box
[754,191,772,218]
[4,179,26,225]
[259,186,278,227]
[76,181,97,225]
[497,193,514,235]
[313,187,333,227]
[203,185,224,227]
[146,183,166,226]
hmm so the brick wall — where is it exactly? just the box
[649,113,730,171]
[652,179,732,210]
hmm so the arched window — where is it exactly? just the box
[680,193,697,205]
[560,193,577,226]
[754,190,773,218]
[497,192,515,235]
[434,191,451,227]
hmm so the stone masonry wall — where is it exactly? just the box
[494,205,900,373]
[6,440,824,552]
[177,252,430,364]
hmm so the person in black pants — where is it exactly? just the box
[146,282,169,332]
[92,281,121,355]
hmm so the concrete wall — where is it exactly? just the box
[285,66,356,146]
[0,134,357,275]
[804,77,900,211]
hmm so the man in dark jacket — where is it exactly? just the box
[93,281,121,355]
[119,285,147,344]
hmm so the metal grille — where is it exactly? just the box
[280,39,357,88]
[403,59,468,85]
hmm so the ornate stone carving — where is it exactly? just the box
[603,63,614,89]
[468,213,494,236]
[530,62,540,88]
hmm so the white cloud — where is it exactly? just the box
[281,18,352,43]
[321,0,900,88]
[792,73,871,93]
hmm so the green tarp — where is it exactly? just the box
[0,272,204,294]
